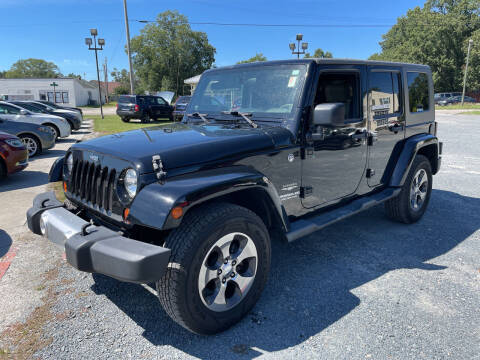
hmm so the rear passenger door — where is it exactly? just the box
[367,67,405,187]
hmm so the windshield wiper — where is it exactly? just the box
[187,112,210,124]
[221,111,258,128]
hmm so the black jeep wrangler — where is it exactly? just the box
[27,59,442,334]
[116,94,174,123]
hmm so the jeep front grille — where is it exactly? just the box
[69,159,116,212]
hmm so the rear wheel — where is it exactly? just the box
[385,154,432,223]
[45,124,59,139]
[158,202,271,334]
[19,134,41,157]
[141,113,150,123]
[121,117,130,123]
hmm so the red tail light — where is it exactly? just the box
[134,104,140,112]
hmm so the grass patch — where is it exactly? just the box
[79,101,117,109]
[46,181,66,202]
[435,104,480,110]
[459,111,480,115]
[90,114,173,135]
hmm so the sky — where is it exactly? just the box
[0,0,426,81]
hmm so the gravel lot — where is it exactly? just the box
[0,112,479,359]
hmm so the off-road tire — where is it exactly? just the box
[121,117,130,123]
[157,202,271,334]
[385,154,432,224]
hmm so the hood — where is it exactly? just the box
[0,131,17,140]
[156,91,175,105]
[31,113,64,122]
[72,122,293,174]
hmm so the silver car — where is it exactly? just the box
[0,101,71,139]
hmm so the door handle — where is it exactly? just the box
[388,124,404,133]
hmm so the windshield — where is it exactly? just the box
[188,64,307,120]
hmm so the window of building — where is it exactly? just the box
[39,90,47,100]
[315,72,361,120]
[407,72,429,113]
[62,92,69,103]
[55,92,62,103]
[47,92,54,102]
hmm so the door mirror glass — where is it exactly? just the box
[313,103,345,127]
[19,109,28,115]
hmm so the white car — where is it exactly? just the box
[0,101,71,139]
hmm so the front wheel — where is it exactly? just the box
[19,134,41,157]
[385,154,432,223]
[157,202,271,334]
[121,117,130,123]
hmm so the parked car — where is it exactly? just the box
[0,131,28,178]
[437,95,476,106]
[0,101,71,139]
[0,118,55,157]
[9,101,82,131]
[172,96,192,121]
[434,92,462,104]
[116,94,174,123]
[37,100,83,115]
[27,59,442,335]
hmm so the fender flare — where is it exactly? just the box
[49,157,64,182]
[129,166,288,232]
[389,134,439,187]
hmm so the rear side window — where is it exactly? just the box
[119,96,134,104]
[369,71,402,116]
[407,72,429,113]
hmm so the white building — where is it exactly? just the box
[0,78,103,106]
[184,74,201,93]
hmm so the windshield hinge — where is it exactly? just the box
[152,155,167,184]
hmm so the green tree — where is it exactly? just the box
[110,68,130,84]
[369,0,480,92]
[0,70,6,78]
[113,84,130,95]
[5,58,61,78]
[67,73,82,79]
[236,53,267,64]
[130,10,216,95]
[304,48,333,59]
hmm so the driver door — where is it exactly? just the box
[301,65,368,209]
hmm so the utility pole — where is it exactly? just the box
[461,39,474,106]
[123,0,135,94]
[103,57,109,103]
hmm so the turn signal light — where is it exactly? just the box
[63,181,67,192]
[134,104,140,112]
[123,207,130,221]
[171,206,183,219]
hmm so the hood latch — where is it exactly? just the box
[152,155,167,183]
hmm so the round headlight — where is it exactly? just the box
[65,153,73,177]
[124,168,138,198]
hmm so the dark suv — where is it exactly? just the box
[116,95,174,123]
[28,59,442,335]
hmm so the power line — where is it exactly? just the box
[135,20,393,28]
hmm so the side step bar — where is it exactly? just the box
[286,188,401,242]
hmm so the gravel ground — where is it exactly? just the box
[1,113,479,359]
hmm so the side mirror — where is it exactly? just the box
[19,109,28,115]
[313,103,345,127]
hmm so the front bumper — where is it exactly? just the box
[6,148,28,174]
[27,192,171,283]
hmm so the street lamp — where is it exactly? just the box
[461,39,474,106]
[289,34,308,59]
[85,28,105,119]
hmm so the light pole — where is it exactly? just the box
[85,29,105,119]
[289,34,308,59]
[49,81,58,102]
[123,0,135,94]
[461,39,474,106]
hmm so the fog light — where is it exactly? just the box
[39,214,46,235]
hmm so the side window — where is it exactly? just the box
[369,71,402,116]
[0,104,20,114]
[0,105,8,114]
[156,97,167,105]
[407,72,429,113]
[315,72,361,120]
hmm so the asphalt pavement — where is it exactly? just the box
[0,113,479,359]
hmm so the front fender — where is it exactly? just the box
[129,166,287,231]
[389,134,439,187]
[49,157,64,182]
